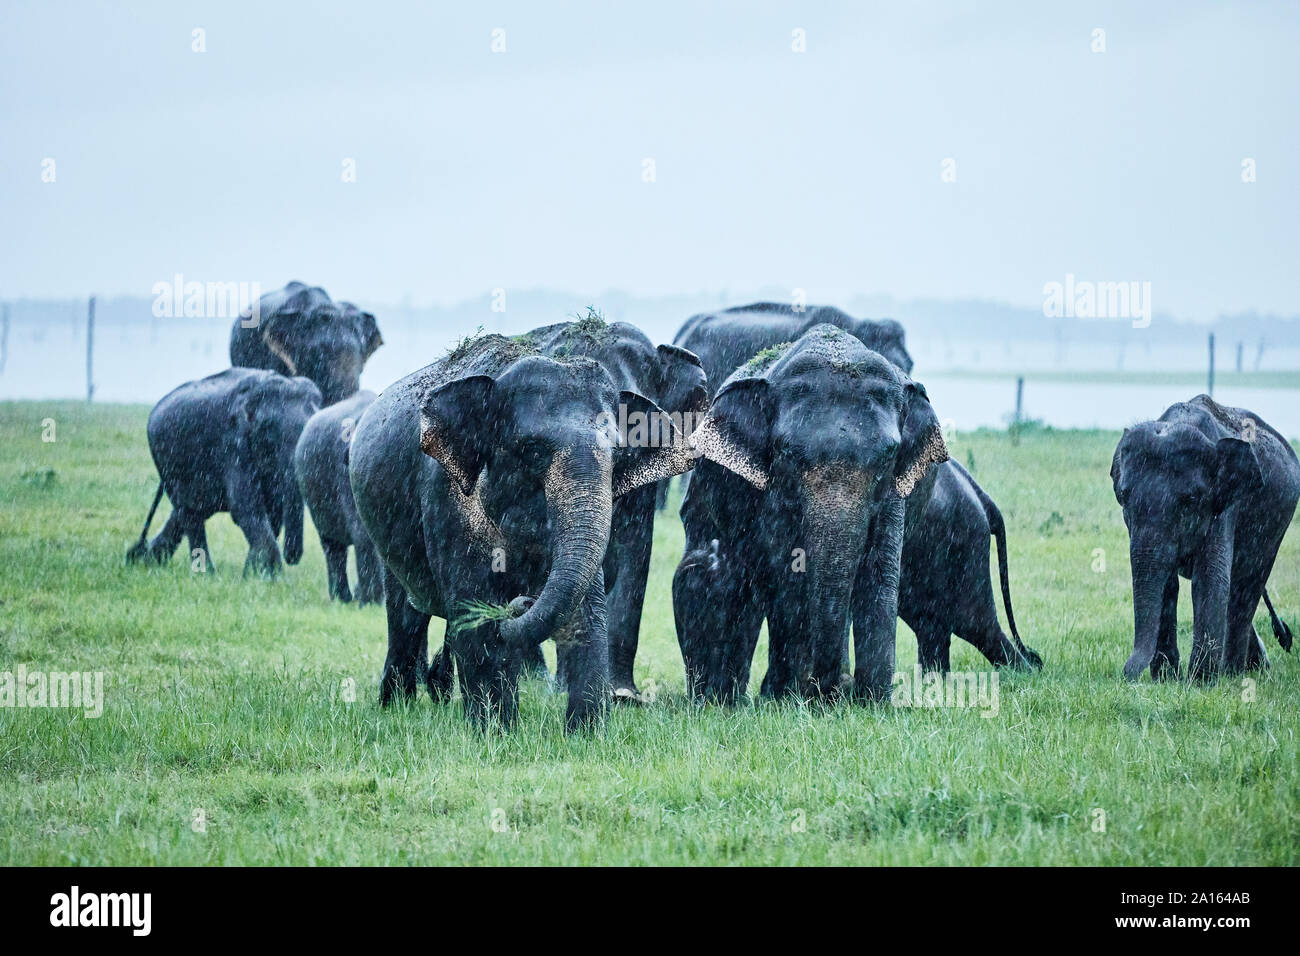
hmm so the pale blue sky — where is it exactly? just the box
[2,0,1297,320]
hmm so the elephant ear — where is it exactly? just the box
[894,379,949,497]
[655,343,709,423]
[260,312,304,376]
[343,303,383,361]
[610,391,696,498]
[1213,436,1263,514]
[689,377,773,489]
[419,375,496,495]
[1110,432,1129,506]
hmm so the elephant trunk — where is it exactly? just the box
[499,444,613,651]
[1125,533,1174,680]
[803,466,873,697]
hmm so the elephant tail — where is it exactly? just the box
[965,469,1043,670]
[126,480,165,563]
[1262,588,1293,652]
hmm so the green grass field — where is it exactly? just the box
[2,401,1298,865]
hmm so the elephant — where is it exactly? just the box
[666,305,1041,679]
[348,328,695,732]
[126,368,322,576]
[1110,395,1300,681]
[294,390,384,604]
[900,459,1041,672]
[672,325,949,703]
[514,317,708,699]
[230,281,383,405]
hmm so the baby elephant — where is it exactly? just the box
[1111,395,1299,681]
[294,391,384,604]
[127,368,322,576]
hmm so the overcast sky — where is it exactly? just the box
[2,0,1297,320]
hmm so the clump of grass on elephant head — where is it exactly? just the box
[743,342,792,373]
[567,306,612,343]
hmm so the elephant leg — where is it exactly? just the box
[763,584,810,700]
[606,486,654,699]
[226,470,282,577]
[1151,572,1181,680]
[674,542,761,704]
[1224,581,1265,676]
[564,568,610,732]
[323,538,352,602]
[909,615,951,674]
[146,507,188,564]
[1189,512,1234,681]
[378,566,431,706]
[183,512,211,572]
[353,539,385,606]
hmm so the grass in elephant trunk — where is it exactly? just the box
[1,400,1299,864]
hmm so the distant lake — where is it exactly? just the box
[2,312,1298,439]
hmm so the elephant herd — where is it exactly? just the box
[127,283,1300,733]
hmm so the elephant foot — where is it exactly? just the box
[379,663,421,706]
[426,646,455,702]
[243,552,283,580]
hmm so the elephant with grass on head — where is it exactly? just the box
[127,368,322,576]
[348,330,695,732]
[512,313,708,699]
[230,281,382,406]
[1111,395,1299,681]
[673,325,949,703]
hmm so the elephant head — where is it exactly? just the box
[855,317,914,374]
[690,330,947,695]
[1111,422,1262,679]
[655,343,709,431]
[250,283,383,405]
[419,355,695,656]
[233,374,322,568]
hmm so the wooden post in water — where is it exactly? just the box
[1207,333,1215,397]
[86,296,96,403]
[1012,376,1024,445]
[1236,341,1244,373]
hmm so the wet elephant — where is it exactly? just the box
[230,281,382,406]
[348,331,694,732]
[1110,395,1299,680]
[673,326,949,703]
[127,368,321,576]
[294,390,384,604]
